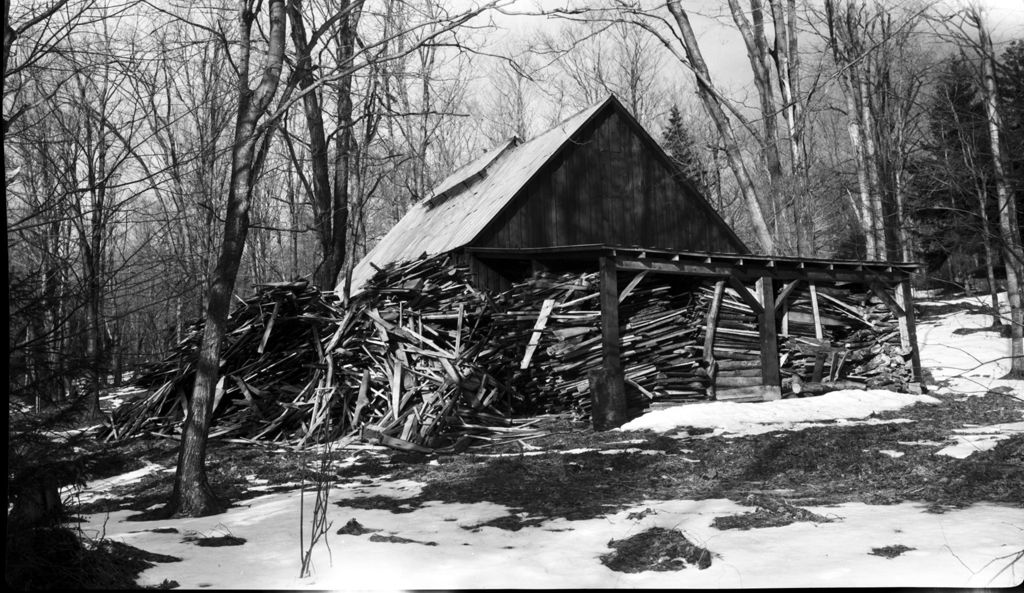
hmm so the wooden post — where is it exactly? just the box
[595,256,627,429]
[894,279,925,392]
[756,276,782,400]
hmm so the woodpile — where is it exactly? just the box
[486,271,711,417]
[107,253,916,450]
[778,284,915,393]
[698,283,767,402]
[697,280,915,397]
[108,258,540,449]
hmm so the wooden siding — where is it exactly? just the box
[474,109,745,254]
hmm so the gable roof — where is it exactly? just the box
[342,98,611,293]
[340,95,746,294]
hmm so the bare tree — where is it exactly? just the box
[663,0,775,251]
[964,7,1024,376]
[165,0,288,517]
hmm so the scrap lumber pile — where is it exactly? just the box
[108,255,716,447]
[699,280,914,397]
[107,259,538,448]
[108,252,915,449]
[112,280,345,441]
[332,256,535,451]
[777,284,915,393]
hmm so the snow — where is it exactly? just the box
[620,390,939,436]
[67,462,168,505]
[915,292,1024,399]
[936,421,1024,459]
[75,478,1024,589]
[71,292,1024,588]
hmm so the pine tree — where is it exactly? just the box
[662,104,710,195]
[997,40,1024,223]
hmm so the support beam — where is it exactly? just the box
[727,277,764,315]
[595,257,627,429]
[894,279,924,392]
[756,277,782,400]
[869,282,905,318]
[774,279,802,314]
[612,256,911,284]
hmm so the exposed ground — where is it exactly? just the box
[72,388,1022,524]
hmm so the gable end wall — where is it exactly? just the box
[473,109,745,253]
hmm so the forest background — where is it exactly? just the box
[7,0,1024,426]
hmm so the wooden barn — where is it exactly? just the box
[343,95,923,428]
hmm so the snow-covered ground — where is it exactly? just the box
[916,292,1024,399]
[77,484,1022,589]
[620,389,939,436]
[74,293,1024,588]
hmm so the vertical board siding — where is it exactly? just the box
[475,109,742,253]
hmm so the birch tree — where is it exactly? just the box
[965,7,1024,376]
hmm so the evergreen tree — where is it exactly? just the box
[910,57,994,275]
[997,40,1024,226]
[662,104,710,195]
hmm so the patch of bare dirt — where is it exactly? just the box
[711,494,834,530]
[600,528,712,572]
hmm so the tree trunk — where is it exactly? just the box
[975,178,1002,327]
[288,0,362,292]
[166,0,287,518]
[326,0,362,292]
[825,0,889,260]
[665,0,775,252]
[974,10,1024,376]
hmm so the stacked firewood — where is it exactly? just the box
[487,273,711,417]
[696,281,914,398]
[697,284,765,401]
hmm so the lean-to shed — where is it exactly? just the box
[343,95,923,428]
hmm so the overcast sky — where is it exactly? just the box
[467,0,1024,93]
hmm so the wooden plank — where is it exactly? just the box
[756,276,782,400]
[618,271,649,304]
[455,303,464,358]
[716,385,778,402]
[596,256,627,429]
[257,301,281,354]
[520,299,556,369]
[808,282,824,340]
[589,369,611,430]
[894,279,924,390]
[390,361,403,421]
[811,353,826,382]
[716,375,764,387]
[703,280,726,399]
[351,369,370,429]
